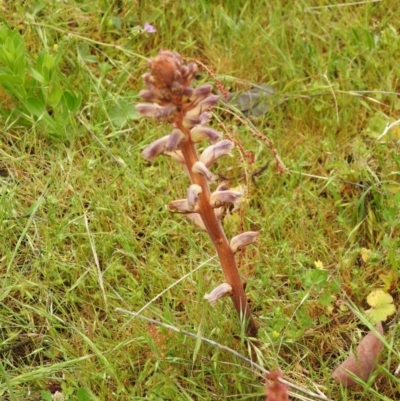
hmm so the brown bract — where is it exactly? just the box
[332,323,384,387]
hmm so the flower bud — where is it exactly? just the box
[210,190,242,207]
[204,283,232,305]
[190,126,222,143]
[187,184,202,210]
[149,52,182,88]
[230,231,259,253]
[141,135,170,161]
[181,62,198,85]
[200,140,234,167]
[192,161,215,182]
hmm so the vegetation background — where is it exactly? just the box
[0,0,399,400]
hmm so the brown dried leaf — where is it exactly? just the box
[332,323,384,387]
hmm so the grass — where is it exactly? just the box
[0,0,399,400]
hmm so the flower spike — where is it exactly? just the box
[136,49,260,338]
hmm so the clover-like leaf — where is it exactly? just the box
[366,289,396,324]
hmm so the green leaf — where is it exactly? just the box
[78,44,98,63]
[24,96,46,117]
[111,16,122,31]
[319,290,336,306]
[40,391,52,401]
[109,99,139,127]
[76,387,92,401]
[47,83,63,107]
[29,67,45,83]
[62,91,82,114]
[303,269,329,291]
[366,289,396,324]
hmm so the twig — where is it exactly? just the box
[116,308,332,401]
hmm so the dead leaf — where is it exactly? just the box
[332,323,384,387]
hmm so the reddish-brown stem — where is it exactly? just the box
[177,121,259,338]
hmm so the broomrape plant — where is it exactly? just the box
[136,50,259,338]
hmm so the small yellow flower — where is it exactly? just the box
[272,331,280,338]
[314,260,324,270]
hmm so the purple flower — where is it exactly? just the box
[230,231,259,253]
[192,161,215,182]
[200,139,234,167]
[143,23,156,33]
[209,190,243,208]
[204,283,232,305]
